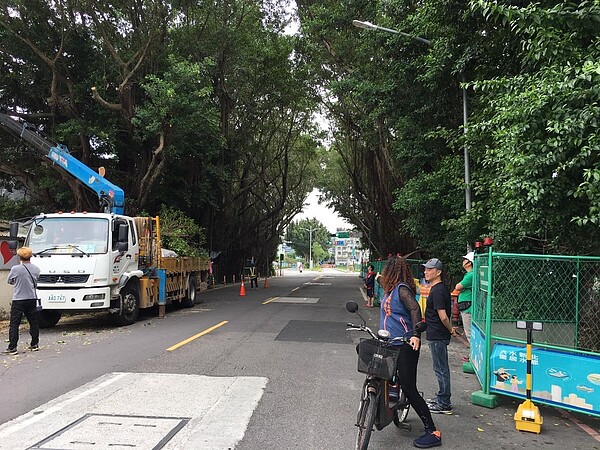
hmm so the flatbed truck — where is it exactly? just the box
[1,112,209,327]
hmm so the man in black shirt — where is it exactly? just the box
[423,258,457,414]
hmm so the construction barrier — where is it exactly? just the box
[470,248,600,417]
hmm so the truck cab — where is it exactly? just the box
[24,212,143,327]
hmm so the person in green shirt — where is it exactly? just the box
[455,252,474,362]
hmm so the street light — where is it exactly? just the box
[352,19,472,215]
[299,227,317,270]
[352,20,431,46]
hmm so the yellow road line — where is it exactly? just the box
[262,297,279,304]
[167,320,228,351]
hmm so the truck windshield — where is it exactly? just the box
[27,218,109,255]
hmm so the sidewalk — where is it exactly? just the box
[417,327,600,448]
[354,296,600,448]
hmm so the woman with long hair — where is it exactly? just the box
[379,255,442,448]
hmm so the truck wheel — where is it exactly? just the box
[182,275,197,308]
[38,310,61,328]
[113,285,139,326]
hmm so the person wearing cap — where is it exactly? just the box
[422,258,455,414]
[2,247,41,355]
[455,252,474,362]
[379,256,442,448]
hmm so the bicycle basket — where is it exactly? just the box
[357,338,400,380]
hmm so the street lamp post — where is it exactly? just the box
[462,74,471,211]
[299,227,317,270]
[352,20,431,45]
[352,19,472,215]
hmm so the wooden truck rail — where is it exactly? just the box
[161,256,210,296]
[134,216,210,313]
[160,256,209,273]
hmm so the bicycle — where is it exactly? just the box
[346,301,427,450]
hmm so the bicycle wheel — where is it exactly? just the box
[393,389,410,425]
[394,404,411,425]
[355,392,377,450]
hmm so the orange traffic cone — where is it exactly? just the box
[264,276,269,288]
[239,280,246,296]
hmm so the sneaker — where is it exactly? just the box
[1,348,17,355]
[429,402,453,414]
[425,398,437,405]
[27,344,39,352]
[414,430,442,448]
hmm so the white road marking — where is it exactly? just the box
[360,287,368,303]
[269,297,320,303]
[0,372,129,438]
[0,372,268,450]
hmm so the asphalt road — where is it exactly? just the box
[1,269,599,449]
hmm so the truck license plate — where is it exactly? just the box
[47,294,66,303]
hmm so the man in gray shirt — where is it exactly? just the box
[2,247,41,355]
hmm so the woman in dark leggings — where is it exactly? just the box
[379,256,442,449]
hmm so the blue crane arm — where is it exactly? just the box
[0,113,125,214]
[47,146,125,214]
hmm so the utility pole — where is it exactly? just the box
[299,227,317,270]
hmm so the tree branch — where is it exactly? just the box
[90,86,123,112]
[138,133,166,207]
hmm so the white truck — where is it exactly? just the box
[11,213,208,327]
[1,112,208,327]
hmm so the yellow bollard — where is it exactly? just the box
[514,321,543,433]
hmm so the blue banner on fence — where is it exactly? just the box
[470,323,486,386]
[490,342,600,415]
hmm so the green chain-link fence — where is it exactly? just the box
[473,252,600,352]
[471,249,600,416]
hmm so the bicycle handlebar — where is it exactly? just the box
[346,322,411,344]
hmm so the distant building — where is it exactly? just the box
[330,229,368,266]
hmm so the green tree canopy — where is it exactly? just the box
[0,0,322,276]
[286,218,331,265]
[466,0,600,254]
[1,0,599,281]
[299,0,600,268]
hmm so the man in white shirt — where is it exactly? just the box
[2,247,41,355]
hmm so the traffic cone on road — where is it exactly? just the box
[239,280,246,296]
[264,276,269,288]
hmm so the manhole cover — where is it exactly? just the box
[30,413,189,449]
